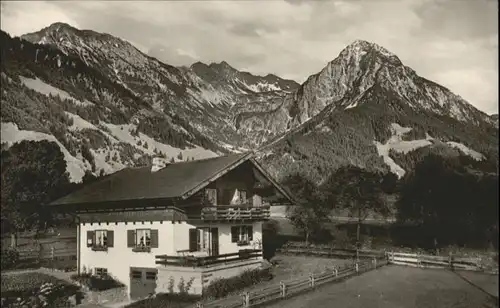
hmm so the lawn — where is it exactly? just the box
[264,265,499,308]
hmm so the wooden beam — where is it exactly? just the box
[77,208,188,223]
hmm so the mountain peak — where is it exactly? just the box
[335,39,401,67]
[344,39,397,58]
[209,61,238,72]
[46,22,76,30]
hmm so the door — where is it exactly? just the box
[130,267,158,300]
[210,228,219,256]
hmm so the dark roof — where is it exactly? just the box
[50,152,252,207]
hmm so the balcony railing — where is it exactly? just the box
[188,205,270,221]
[155,249,262,267]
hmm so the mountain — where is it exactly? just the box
[2,23,497,185]
[17,23,298,149]
[491,114,499,126]
[256,40,498,182]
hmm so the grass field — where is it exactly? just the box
[264,265,498,308]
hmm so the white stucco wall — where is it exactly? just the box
[79,220,264,296]
[79,221,175,295]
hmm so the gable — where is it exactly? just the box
[184,159,296,205]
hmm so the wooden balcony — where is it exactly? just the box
[187,205,270,222]
[156,249,262,268]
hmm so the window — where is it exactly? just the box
[136,229,151,247]
[205,188,217,205]
[131,270,142,279]
[231,225,253,245]
[128,229,159,252]
[95,268,108,276]
[189,227,210,252]
[238,190,247,204]
[95,230,107,247]
[87,230,114,250]
[145,271,157,280]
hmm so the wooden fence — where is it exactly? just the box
[386,251,494,272]
[2,246,77,265]
[195,257,388,308]
[277,242,386,260]
[156,250,262,267]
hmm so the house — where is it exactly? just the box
[49,152,295,299]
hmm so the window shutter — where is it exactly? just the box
[231,226,239,243]
[189,229,198,252]
[150,229,159,248]
[87,231,94,247]
[107,230,114,247]
[247,226,253,241]
[127,230,135,248]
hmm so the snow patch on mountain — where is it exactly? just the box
[1,122,87,182]
[446,141,484,161]
[65,112,99,131]
[19,76,93,106]
[102,123,218,160]
[374,123,433,178]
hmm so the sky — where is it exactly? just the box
[1,0,498,115]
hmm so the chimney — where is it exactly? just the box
[151,157,168,172]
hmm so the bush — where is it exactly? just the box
[70,273,123,291]
[1,273,81,307]
[1,248,20,270]
[203,268,273,299]
[331,228,354,248]
[1,282,81,308]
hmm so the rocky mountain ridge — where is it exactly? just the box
[1,22,497,183]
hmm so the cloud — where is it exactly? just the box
[0,0,497,114]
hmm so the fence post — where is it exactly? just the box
[309,273,315,288]
[50,247,55,270]
[280,281,286,298]
[416,253,420,268]
[242,292,250,307]
[449,252,453,270]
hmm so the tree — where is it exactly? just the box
[321,166,389,260]
[1,140,72,239]
[396,154,498,250]
[282,173,329,245]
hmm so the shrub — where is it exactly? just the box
[70,273,123,291]
[1,248,20,270]
[1,273,81,307]
[331,228,355,249]
[203,268,273,299]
